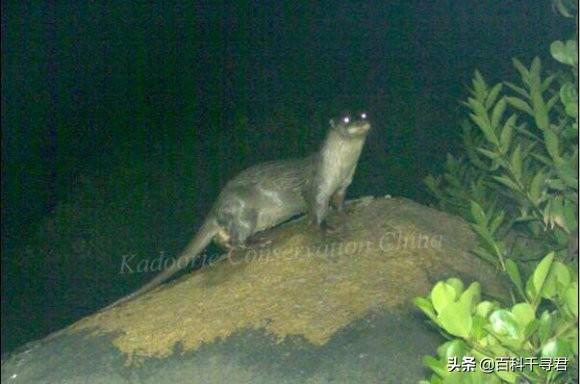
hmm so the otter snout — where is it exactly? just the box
[347,121,371,136]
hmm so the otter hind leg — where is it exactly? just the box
[212,208,258,265]
[217,208,258,249]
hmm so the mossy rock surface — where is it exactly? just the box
[1,197,508,383]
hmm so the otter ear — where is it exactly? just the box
[329,118,336,128]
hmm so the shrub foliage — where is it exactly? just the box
[417,2,578,383]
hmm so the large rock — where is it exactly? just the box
[1,197,507,383]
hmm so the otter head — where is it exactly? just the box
[329,112,371,138]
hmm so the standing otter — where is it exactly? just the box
[309,112,371,228]
[105,111,371,309]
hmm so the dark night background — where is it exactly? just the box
[0,1,572,354]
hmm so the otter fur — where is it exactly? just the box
[105,111,371,309]
[309,112,371,227]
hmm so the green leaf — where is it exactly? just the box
[550,40,578,66]
[541,261,571,299]
[492,175,520,192]
[470,201,487,225]
[471,315,487,341]
[470,97,488,118]
[537,311,553,344]
[470,113,497,145]
[505,259,524,297]
[472,246,499,264]
[490,97,506,129]
[560,82,579,118]
[563,120,579,138]
[544,196,566,231]
[545,178,566,191]
[546,93,559,112]
[485,83,503,109]
[562,199,578,233]
[511,303,535,329]
[504,82,529,99]
[438,300,473,338]
[489,309,520,338]
[543,129,560,160]
[472,226,500,255]
[445,278,465,296]
[415,297,438,321]
[560,82,577,103]
[495,370,519,384]
[459,282,481,310]
[499,118,513,153]
[488,210,505,234]
[422,355,449,378]
[475,301,496,318]
[529,170,545,204]
[476,147,500,160]
[529,57,542,85]
[542,338,574,358]
[541,74,556,91]
[524,319,540,339]
[512,58,530,81]
[424,175,442,196]
[555,158,578,189]
[437,339,469,359]
[505,96,533,116]
[564,99,579,118]
[552,0,575,17]
[510,144,523,179]
[531,89,549,131]
[565,282,578,316]
[431,281,457,314]
[531,252,555,300]
[514,123,540,141]
[473,70,488,96]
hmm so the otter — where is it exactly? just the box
[308,112,371,227]
[105,111,371,309]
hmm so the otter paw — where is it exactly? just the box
[319,221,340,234]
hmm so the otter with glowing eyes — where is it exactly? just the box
[308,111,371,229]
[104,111,371,309]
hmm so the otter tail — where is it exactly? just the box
[102,218,219,311]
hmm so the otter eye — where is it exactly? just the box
[361,113,367,119]
[343,116,350,124]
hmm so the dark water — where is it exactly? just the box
[0,0,570,353]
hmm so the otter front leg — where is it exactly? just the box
[331,189,346,212]
[309,189,339,233]
[331,170,354,212]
